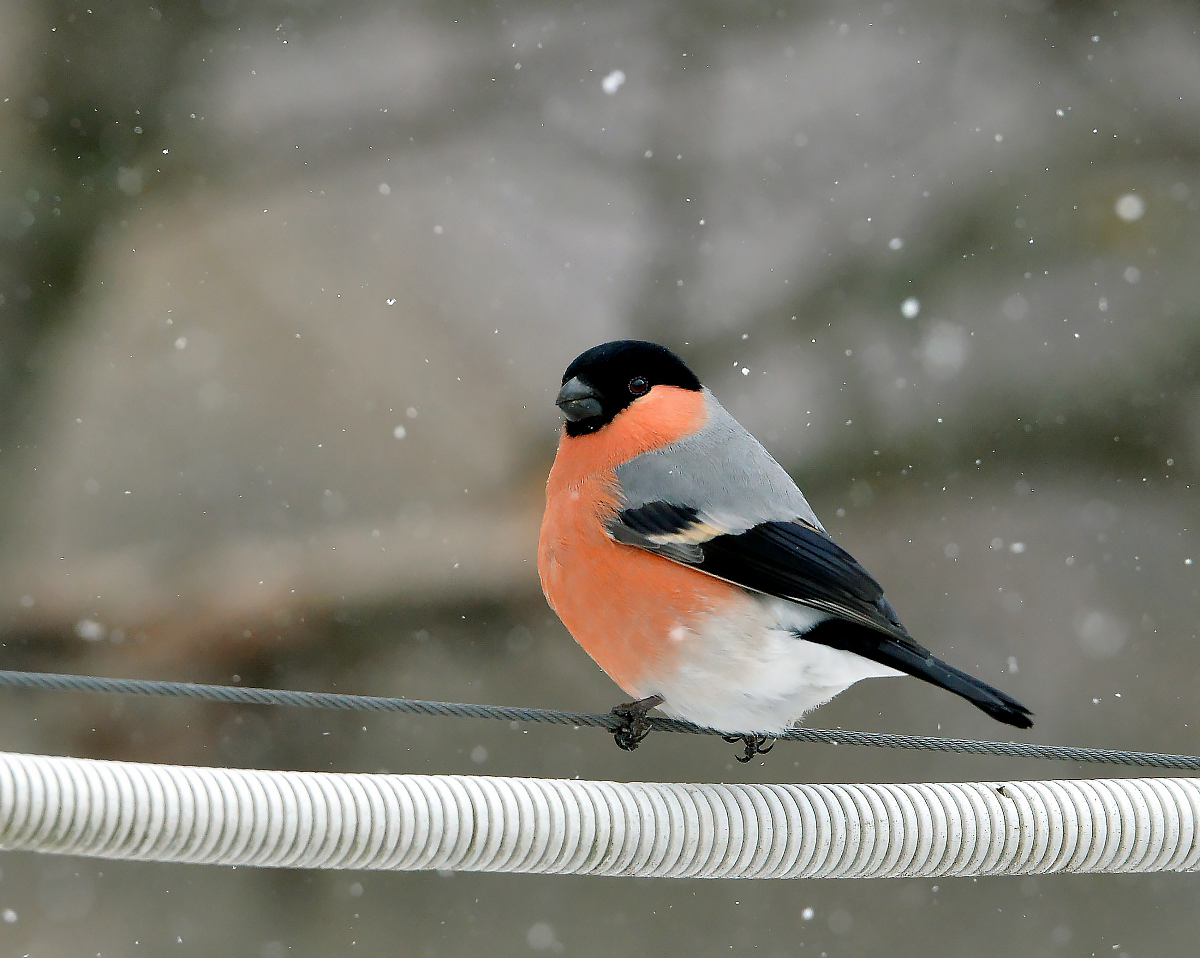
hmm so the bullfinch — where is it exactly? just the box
[538,340,1032,759]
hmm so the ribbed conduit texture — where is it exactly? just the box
[1,752,1197,877]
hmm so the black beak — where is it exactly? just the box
[555,377,603,422]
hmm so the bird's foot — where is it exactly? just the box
[723,733,776,764]
[610,694,665,751]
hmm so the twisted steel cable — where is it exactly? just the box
[1,669,1197,769]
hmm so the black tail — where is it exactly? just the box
[905,655,1033,729]
[802,620,1034,729]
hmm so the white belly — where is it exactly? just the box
[645,598,903,734]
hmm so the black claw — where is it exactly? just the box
[727,733,776,763]
[610,694,664,751]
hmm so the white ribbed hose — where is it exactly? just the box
[0,752,1196,877]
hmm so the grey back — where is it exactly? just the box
[614,390,823,533]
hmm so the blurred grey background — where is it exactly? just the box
[1,0,1198,955]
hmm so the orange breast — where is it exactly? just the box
[537,386,744,695]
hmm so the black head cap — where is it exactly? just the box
[556,340,702,436]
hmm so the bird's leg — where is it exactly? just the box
[610,694,665,751]
[722,733,776,763]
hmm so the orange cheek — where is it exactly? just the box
[544,385,706,494]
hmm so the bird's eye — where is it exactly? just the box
[628,377,650,396]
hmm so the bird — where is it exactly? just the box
[537,340,1032,759]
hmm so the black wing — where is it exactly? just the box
[610,501,1033,729]
[611,501,905,636]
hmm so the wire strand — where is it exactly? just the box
[0,668,1196,770]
